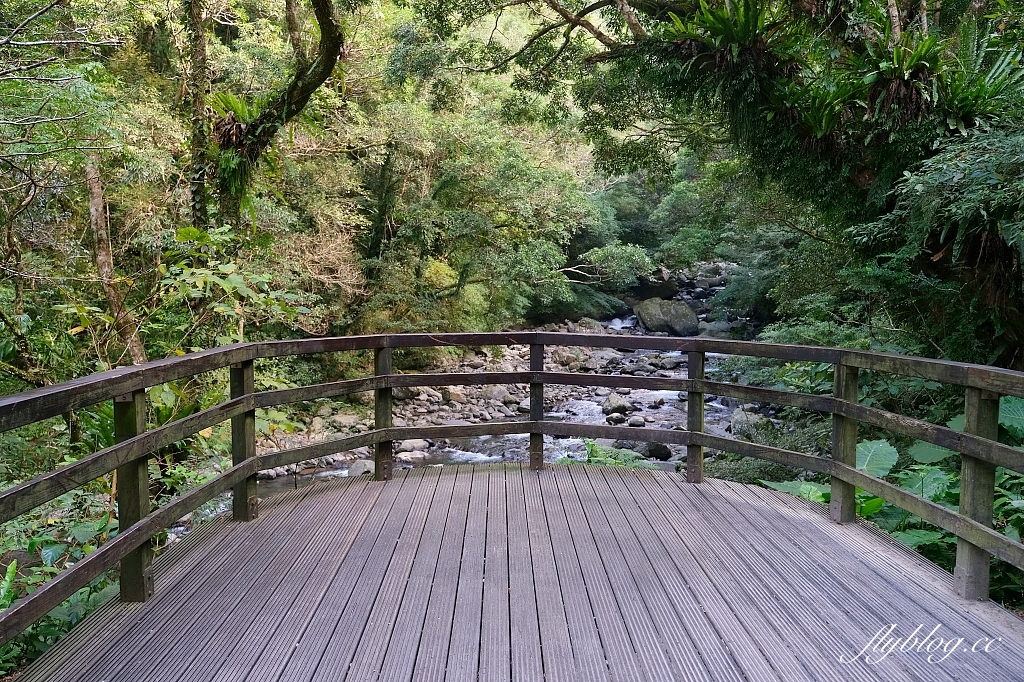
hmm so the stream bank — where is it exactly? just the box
[254,262,776,497]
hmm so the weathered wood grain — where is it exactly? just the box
[0,396,253,525]
[834,399,1024,475]
[831,364,859,523]
[230,361,257,522]
[0,459,258,645]
[530,344,544,470]
[687,351,705,483]
[17,465,1024,682]
[374,347,393,482]
[114,389,153,602]
[830,461,1024,571]
[955,387,1000,600]
[0,344,255,433]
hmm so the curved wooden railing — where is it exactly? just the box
[1,332,1023,644]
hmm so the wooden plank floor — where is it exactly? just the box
[20,464,1024,681]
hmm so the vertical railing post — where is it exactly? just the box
[231,360,257,521]
[686,351,705,483]
[955,387,999,600]
[374,345,393,481]
[114,389,153,602]
[831,362,859,523]
[529,343,544,470]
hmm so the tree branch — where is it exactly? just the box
[0,0,64,47]
[543,0,618,47]
[285,0,308,64]
[616,0,648,37]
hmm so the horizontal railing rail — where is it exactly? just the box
[1,332,1023,645]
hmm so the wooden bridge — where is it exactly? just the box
[1,333,1023,680]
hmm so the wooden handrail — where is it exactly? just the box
[2,332,1024,646]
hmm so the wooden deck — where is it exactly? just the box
[21,464,1024,681]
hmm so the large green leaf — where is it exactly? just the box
[892,529,946,548]
[759,480,828,503]
[1000,396,1024,428]
[1000,396,1024,441]
[907,440,954,463]
[856,440,899,478]
[857,496,885,517]
[40,543,67,567]
[898,467,953,501]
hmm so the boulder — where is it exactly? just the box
[398,438,431,453]
[602,392,633,415]
[611,440,672,461]
[442,386,468,404]
[634,298,699,336]
[627,416,646,427]
[347,460,375,476]
[731,408,769,438]
[584,349,623,371]
[392,386,416,401]
[699,320,736,339]
[576,317,607,333]
[482,385,511,403]
[605,413,627,425]
[656,356,681,370]
[331,413,360,428]
[396,450,428,463]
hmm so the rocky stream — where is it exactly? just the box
[250,263,781,499]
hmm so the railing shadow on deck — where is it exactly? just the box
[1,332,1023,644]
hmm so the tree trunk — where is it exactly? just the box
[85,157,148,365]
[185,0,210,232]
[214,0,343,227]
[886,0,902,45]
[285,0,307,63]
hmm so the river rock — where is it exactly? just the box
[627,415,646,427]
[601,393,633,415]
[331,413,360,428]
[398,438,430,452]
[348,460,375,476]
[576,317,608,333]
[482,385,511,403]
[584,349,623,371]
[518,398,531,413]
[442,386,468,404]
[657,356,681,370]
[392,386,415,401]
[605,413,627,425]
[634,298,699,336]
[397,450,428,463]
[731,408,768,437]
[614,440,673,461]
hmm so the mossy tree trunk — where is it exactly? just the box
[214,0,344,228]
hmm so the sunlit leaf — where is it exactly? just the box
[856,440,898,477]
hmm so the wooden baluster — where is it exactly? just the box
[686,351,704,483]
[374,346,394,481]
[955,387,999,600]
[231,360,257,521]
[114,389,153,602]
[831,363,859,523]
[530,343,544,470]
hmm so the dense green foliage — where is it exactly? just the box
[4,0,1024,670]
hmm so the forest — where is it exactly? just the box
[2,0,1024,674]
